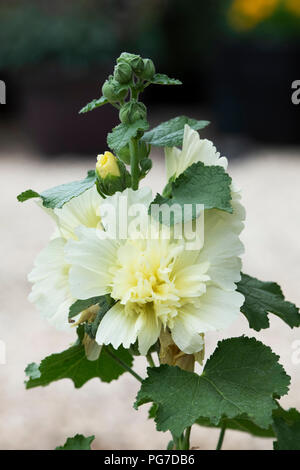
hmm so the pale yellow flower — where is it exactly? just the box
[65,186,244,356]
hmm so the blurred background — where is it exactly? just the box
[0,0,300,450]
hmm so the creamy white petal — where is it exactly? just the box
[196,207,244,290]
[195,286,244,332]
[136,310,162,355]
[171,286,243,354]
[96,302,138,349]
[165,124,228,180]
[171,305,206,354]
[173,262,210,298]
[165,146,181,180]
[28,238,73,331]
[65,227,119,299]
[99,187,152,238]
[54,185,102,240]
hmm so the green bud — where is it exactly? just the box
[114,62,132,84]
[117,52,144,74]
[139,59,155,80]
[96,153,131,196]
[101,77,128,103]
[119,100,147,124]
[140,157,152,174]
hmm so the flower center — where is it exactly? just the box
[110,239,182,324]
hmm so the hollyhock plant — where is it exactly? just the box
[18,52,300,451]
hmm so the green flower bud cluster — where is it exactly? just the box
[119,100,147,124]
[102,76,128,103]
[116,53,156,82]
[101,53,156,113]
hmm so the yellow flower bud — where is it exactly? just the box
[96,151,120,179]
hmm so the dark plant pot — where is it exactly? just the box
[20,65,118,155]
[209,38,300,144]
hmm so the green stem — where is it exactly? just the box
[172,427,191,450]
[106,349,143,383]
[183,426,191,450]
[129,138,140,190]
[146,353,155,368]
[216,425,226,450]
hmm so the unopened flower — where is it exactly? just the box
[96,152,131,196]
[96,152,120,179]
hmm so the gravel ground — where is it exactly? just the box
[0,146,299,450]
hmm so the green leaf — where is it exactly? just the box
[149,398,274,438]
[273,407,300,450]
[237,273,300,331]
[135,336,290,438]
[150,74,182,86]
[25,327,133,389]
[17,189,40,202]
[17,170,96,209]
[141,116,209,148]
[56,434,95,450]
[107,119,149,153]
[150,162,232,225]
[196,415,275,438]
[25,362,41,380]
[148,403,159,420]
[79,96,108,114]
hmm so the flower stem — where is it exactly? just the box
[129,137,139,190]
[106,348,143,383]
[183,426,191,450]
[146,353,155,368]
[216,425,226,450]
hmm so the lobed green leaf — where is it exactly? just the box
[56,434,95,450]
[273,407,300,450]
[17,170,96,209]
[107,119,149,153]
[25,327,133,388]
[150,161,232,225]
[135,336,290,437]
[141,115,209,148]
[237,273,300,331]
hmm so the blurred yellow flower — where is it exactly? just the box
[285,0,300,15]
[229,0,279,30]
